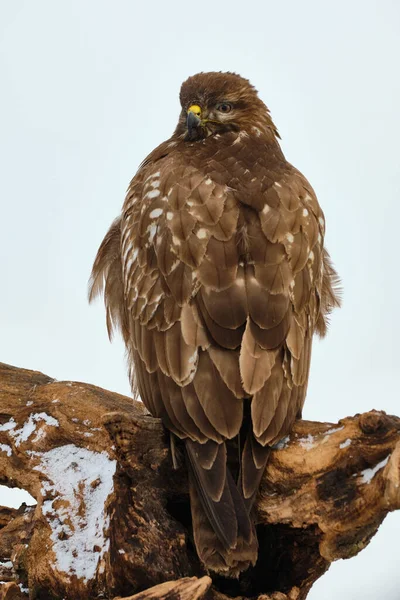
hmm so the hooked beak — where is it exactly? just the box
[187,110,201,132]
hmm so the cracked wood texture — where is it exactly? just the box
[0,362,399,600]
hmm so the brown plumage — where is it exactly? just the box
[89,71,341,576]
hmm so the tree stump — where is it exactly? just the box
[0,362,399,599]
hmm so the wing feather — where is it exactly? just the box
[182,383,225,443]
[192,352,243,439]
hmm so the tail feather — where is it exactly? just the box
[186,439,237,549]
[225,468,253,544]
[240,431,270,511]
[185,439,258,576]
[188,474,258,577]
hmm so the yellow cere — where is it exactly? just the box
[187,104,202,117]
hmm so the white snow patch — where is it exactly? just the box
[9,413,59,446]
[118,549,126,555]
[360,455,390,484]
[0,444,12,456]
[340,439,352,449]
[26,401,33,406]
[299,434,315,450]
[319,426,345,445]
[0,561,13,569]
[0,419,17,432]
[149,208,163,219]
[273,435,290,450]
[285,233,294,243]
[324,426,344,436]
[36,444,116,582]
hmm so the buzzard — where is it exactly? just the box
[89,72,340,576]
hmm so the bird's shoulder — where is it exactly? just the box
[120,134,326,307]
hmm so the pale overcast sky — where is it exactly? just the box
[1,1,399,598]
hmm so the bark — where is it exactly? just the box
[0,362,399,600]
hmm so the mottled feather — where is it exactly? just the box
[89,71,341,576]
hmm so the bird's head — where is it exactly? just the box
[174,71,279,142]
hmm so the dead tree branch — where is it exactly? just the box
[0,362,399,600]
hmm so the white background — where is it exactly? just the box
[1,1,399,598]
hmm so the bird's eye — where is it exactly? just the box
[216,102,232,113]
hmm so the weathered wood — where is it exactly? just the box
[0,362,399,600]
[0,582,27,600]
[113,576,211,600]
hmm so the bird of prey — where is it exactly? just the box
[89,71,340,576]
